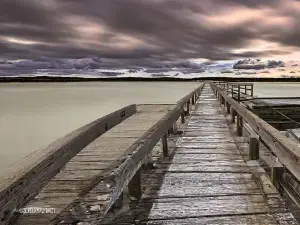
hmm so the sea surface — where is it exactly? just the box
[0,81,300,170]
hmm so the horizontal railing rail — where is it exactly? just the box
[53,83,205,224]
[0,104,137,223]
[210,81,300,185]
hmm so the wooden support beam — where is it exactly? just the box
[249,135,260,160]
[237,115,243,136]
[271,166,284,190]
[128,168,142,201]
[244,123,260,160]
[181,111,185,124]
[162,134,169,157]
[186,100,190,115]
[226,102,231,114]
[173,121,178,134]
[191,95,195,105]
[237,85,241,102]
[231,108,236,123]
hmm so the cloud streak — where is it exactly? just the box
[1,0,300,65]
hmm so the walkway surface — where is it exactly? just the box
[108,84,297,225]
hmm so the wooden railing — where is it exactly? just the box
[0,105,137,223]
[54,84,205,224]
[210,81,300,189]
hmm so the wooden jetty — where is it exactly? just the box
[1,82,300,224]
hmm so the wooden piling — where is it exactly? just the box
[237,114,243,136]
[237,85,241,102]
[192,95,195,105]
[249,135,259,160]
[226,102,231,114]
[186,100,190,115]
[173,121,178,134]
[128,168,142,201]
[162,134,169,157]
[231,108,236,123]
[181,111,185,124]
[271,166,284,190]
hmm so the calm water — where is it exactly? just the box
[1,81,300,170]
[0,82,200,169]
[254,82,300,97]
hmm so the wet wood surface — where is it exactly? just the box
[106,85,298,225]
[14,104,173,225]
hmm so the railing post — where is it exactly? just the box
[238,85,241,102]
[173,121,178,134]
[231,108,236,123]
[249,135,259,160]
[271,166,284,190]
[128,168,142,201]
[162,133,169,157]
[192,94,195,105]
[186,100,190,115]
[181,109,185,124]
[237,114,243,136]
[226,102,230,114]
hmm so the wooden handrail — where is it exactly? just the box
[210,81,300,182]
[54,83,205,223]
[0,104,137,222]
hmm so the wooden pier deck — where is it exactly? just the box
[1,82,300,225]
[105,84,298,225]
[13,104,174,225]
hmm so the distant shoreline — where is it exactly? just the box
[1,76,300,83]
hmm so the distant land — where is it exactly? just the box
[1,76,300,83]
[1,58,300,80]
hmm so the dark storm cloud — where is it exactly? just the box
[1,0,300,65]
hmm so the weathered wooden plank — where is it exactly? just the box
[174,147,241,154]
[153,164,251,174]
[171,153,243,162]
[63,161,113,170]
[138,215,284,225]
[42,180,90,193]
[175,144,238,151]
[53,169,104,181]
[142,173,261,198]
[138,195,283,221]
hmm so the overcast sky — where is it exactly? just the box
[1,0,300,63]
